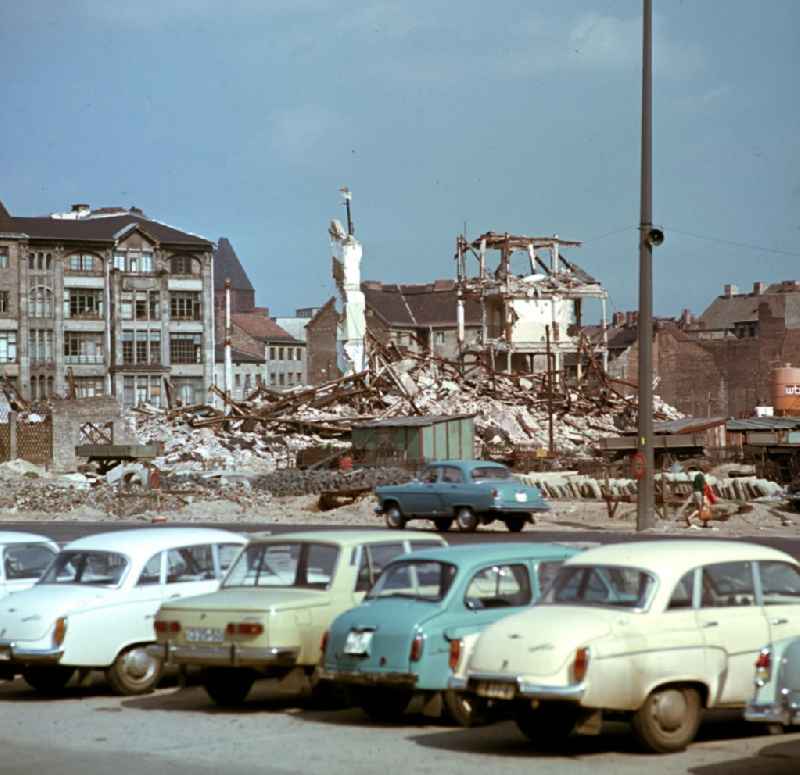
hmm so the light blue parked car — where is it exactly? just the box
[319,542,582,725]
[746,635,800,729]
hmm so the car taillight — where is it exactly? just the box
[573,647,590,683]
[320,630,329,656]
[755,648,771,686]
[53,617,67,646]
[226,622,264,637]
[448,639,462,671]
[154,620,181,634]
[410,633,424,662]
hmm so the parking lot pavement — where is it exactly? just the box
[1,676,798,775]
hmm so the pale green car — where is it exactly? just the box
[150,530,446,705]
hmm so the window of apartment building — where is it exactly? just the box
[269,347,276,360]
[0,291,8,313]
[31,374,53,401]
[170,292,201,321]
[122,330,161,365]
[434,331,446,345]
[66,253,102,273]
[64,289,103,319]
[278,347,284,360]
[296,372,302,384]
[113,250,154,274]
[235,374,241,389]
[0,248,8,269]
[120,290,159,321]
[278,373,285,386]
[29,329,54,364]
[170,333,202,364]
[734,321,759,339]
[64,332,104,365]
[173,378,203,406]
[28,252,52,272]
[75,377,105,398]
[29,287,54,318]
[244,374,252,393]
[0,332,17,363]
[295,348,302,360]
[269,374,276,386]
[169,255,200,275]
[123,375,162,407]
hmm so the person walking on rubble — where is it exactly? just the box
[685,467,707,528]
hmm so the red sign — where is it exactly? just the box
[630,452,647,480]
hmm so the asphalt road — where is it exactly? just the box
[0,675,798,775]
[3,520,800,559]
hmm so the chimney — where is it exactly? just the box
[723,284,739,298]
[752,281,766,296]
[612,311,625,327]
[680,308,693,326]
[70,203,90,217]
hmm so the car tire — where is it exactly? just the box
[514,701,579,750]
[443,689,490,727]
[384,505,406,530]
[630,685,702,753]
[456,507,479,532]
[21,666,76,694]
[202,667,256,707]
[357,686,413,722]
[105,644,164,696]
[434,518,454,532]
[504,516,526,533]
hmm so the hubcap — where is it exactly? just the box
[122,648,157,683]
[652,689,687,731]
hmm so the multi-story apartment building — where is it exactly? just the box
[0,200,214,406]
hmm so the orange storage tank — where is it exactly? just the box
[772,365,800,415]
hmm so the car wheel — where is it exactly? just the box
[443,689,490,727]
[202,667,256,707]
[384,504,406,529]
[434,518,454,532]
[514,701,579,750]
[505,516,526,533]
[456,507,479,532]
[21,666,76,694]
[105,644,164,696]
[630,685,702,753]
[358,686,413,721]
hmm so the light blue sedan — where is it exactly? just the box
[374,460,549,532]
[319,542,582,725]
[746,635,800,729]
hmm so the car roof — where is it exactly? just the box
[243,529,444,549]
[424,460,506,469]
[395,542,582,565]
[0,531,58,547]
[63,527,248,555]
[564,540,797,574]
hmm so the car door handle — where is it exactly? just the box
[770,617,789,626]
[702,621,718,628]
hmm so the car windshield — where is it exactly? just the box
[471,466,511,481]
[223,541,339,589]
[541,565,657,610]
[2,543,56,581]
[367,560,457,602]
[39,551,129,587]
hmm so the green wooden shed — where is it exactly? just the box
[351,414,476,465]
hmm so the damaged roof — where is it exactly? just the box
[232,312,298,343]
[362,280,482,328]
[214,345,266,364]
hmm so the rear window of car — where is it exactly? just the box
[2,543,56,581]
[464,564,532,609]
[470,466,511,481]
[40,551,129,588]
[224,542,339,590]
[367,560,457,602]
[542,565,657,610]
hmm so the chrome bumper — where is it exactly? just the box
[318,667,418,688]
[745,701,800,726]
[464,671,586,702]
[448,676,468,691]
[148,641,299,669]
[0,641,63,665]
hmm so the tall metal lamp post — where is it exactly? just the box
[636,0,664,531]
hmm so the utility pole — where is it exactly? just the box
[637,0,657,530]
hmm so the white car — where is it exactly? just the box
[0,532,59,599]
[456,540,800,753]
[0,527,247,695]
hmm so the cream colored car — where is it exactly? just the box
[457,540,800,753]
[151,530,446,705]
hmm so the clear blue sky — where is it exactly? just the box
[2,1,798,321]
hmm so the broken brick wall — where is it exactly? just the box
[306,301,341,384]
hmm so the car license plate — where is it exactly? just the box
[344,630,373,655]
[514,492,528,502]
[185,627,225,643]
[476,681,516,700]
[0,646,11,661]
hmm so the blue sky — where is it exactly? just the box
[2,0,798,321]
